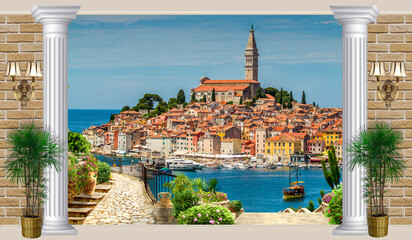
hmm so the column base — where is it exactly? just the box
[42,221,77,235]
[333,222,368,235]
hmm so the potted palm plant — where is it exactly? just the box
[4,122,62,238]
[347,121,405,238]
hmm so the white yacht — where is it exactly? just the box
[165,159,203,171]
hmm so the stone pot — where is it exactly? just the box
[153,192,174,224]
[83,172,97,195]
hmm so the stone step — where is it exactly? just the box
[68,207,93,218]
[94,185,112,193]
[68,201,98,208]
[68,217,86,225]
[75,193,105,202]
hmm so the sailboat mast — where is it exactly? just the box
[297,164,299,183]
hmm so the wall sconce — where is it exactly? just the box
[369,61,407,108]
[4,62,42,108]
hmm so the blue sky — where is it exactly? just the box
[68,15,342,109]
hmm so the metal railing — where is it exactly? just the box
[137,162,175,203]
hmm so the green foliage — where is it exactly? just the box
[320,189,325,198]
[227,101,233,105]
[69,155,79,166]
[257,88,262,99]
[121,105,130,112]
[75,155,99,193]
[167,98,178,109]
[265,87,278,99]
[239,98,243,105]
[177,204,235,225]
[347,121,405,217]
[183,102,189,108]
[286,99,292,109]
[205,178,220,193]
[5,122,62,217]
[279,87,283,105]
[211,88,216,102]
[97,161,111,184]
[202,95,207,102]
[191,92,196,102]
[289,206,302,212]
[177,89,186,104]
[324,185,342,224]
[68,131,91,154]
[132,93,163,113]
[164,174,194,195]
[321,145,340,189]
[318,198,322,206]
[313,101,316,107]
[301,91,306,104]
[198,191,227,203]
[307,200,315,212]
[290,91,294,102]
[228,200,242,213]
[171,190,200,218]
[109,113,116,122]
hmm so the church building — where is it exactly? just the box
[191,26,262,104]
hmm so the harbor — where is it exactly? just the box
[93,153,333,212]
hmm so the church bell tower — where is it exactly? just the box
[245,24,259,81]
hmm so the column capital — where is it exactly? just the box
[31,5,80,34]
[330,5,379,26]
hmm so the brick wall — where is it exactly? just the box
[368,14,412,225]
[0,15,43,225]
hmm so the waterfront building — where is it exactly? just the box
[221,138,242,155]
[306,139,325,154]
[118,131,131,154]
[241,140,256,156]
[191,27,262,103]
[199,132,221,154]
[334,139,343,162]
[265,134,302,162]
[254,127,268,156]
[146,135,173,157]
[322,127,342,148]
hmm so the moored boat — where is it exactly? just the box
[165,159,203,171]
[283,164,305,199]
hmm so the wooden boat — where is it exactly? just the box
[283,165,305,199]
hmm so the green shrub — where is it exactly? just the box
[171,190,199,218]
[69,155,79,166]
[324,185,342,225]
[198,191,227,203]
[164,174,194,195]
[307,200,315,212]
[228,200,242,213]
[68,131,91,154]
[68,159,78,182]
[97,161,111,184]
[177,203,235,225]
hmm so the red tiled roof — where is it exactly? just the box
[202,79,259,84]
[193,85,250,92]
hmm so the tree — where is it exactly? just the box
[177,89,186,104]
[313,101,316,107]
[321,145,341,189]
[201,95,206,102]
[279,87,284,105]
[211,88,216,102]
[191,92,196,102]
[265,87,278,99]
[134,93,163,114]
[109,113,115,122]
[121,105,130,112]
[301,91,306,104]
[68,131,91,154]
[286,98,292,109]
[257,88,262,99]
[168,98,178,109]
[282,102,286,109]
[239,98,243,105]
[290,91,294,102]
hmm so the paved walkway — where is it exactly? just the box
[83,173,155,225]
[236,212,329,225]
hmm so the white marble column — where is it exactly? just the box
[31,5,80,235]
[330,5,379,235]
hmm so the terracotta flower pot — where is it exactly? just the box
[83,172,97,195]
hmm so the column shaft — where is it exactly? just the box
[31,5,80,235]
[330,5,379,235]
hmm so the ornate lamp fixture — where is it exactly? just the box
[4,62,42,108]
[369,61,406,108]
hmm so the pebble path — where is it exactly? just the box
[83,172,155,225]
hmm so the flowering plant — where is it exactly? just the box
[322,191,334,204]
[228,200,242,213]
[198,191,228,203]
[177,203,235,225]
[324,185,342,225]
[75,155,98,193]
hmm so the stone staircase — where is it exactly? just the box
[68,180,115,225]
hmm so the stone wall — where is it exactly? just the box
[0,15,43,225]
[368,14,412,225]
